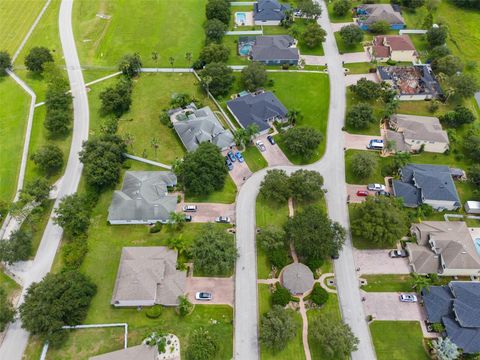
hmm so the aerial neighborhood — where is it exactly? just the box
[0,0,480,360]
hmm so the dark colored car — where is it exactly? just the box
[376,190,391,197]
[267,135,275,145]
[356,190,369,197]
[225,156,233,171]
[184,215,192,222]
[227,150,236,162]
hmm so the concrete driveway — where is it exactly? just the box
[224,149,252,187]
[256,134,291,166]
[301,54,326,66]
[331,22,354,32]
[186,277,234,306]
[341,51,370,64]
[344,133,383,150]
[179,203,235,223]
[354,249,411,274]
[345,73,379,86]
[346,184,370,203]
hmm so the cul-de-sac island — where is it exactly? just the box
[0,0,480,359]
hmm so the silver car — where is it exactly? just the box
[256,140,266,152]
[195,292,212,301]
[399,294,417,303]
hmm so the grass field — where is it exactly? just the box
[0,269,20,302]
[243,144,268,172]
[370,321,429,360]
[335,32,372,54]
[185,175,237,204]
[0,75,30,203]
[0,0,45,54]
[73,0,207,68]
[361,274,413,292]
[19,200,54,259]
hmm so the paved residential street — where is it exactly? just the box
[0,1,90,358]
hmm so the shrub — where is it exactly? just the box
[61,238,88,270]
[177,295,193,317]
[271,285,292,306]
[309,283,329,306]
[149,222,163,233]
[306,257,324,273]
[146,305,163,319]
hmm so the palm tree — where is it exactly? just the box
[150,137,159,157]
[171,158,183,174]
[168,56,175,72]
[168,212,186,231]
[410,273,432,293]
[185,52,192,68]
[233,128,249,149]
[246,124,260,143]
[151,51,159,72]
[287,109,303,126]
[124,132,134,151]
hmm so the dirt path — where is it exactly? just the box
[299,299,312,360]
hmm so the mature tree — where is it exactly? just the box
[369,20,390,34]
[428,45,451,61]
[241,62,267,92]
[339,24,364,47]
[468,164,480,187]
[176,142,228,196]
[259,306,297,351]
[271,285,292,306]
[431,55,464,76]
[287,109,303,126]
[282,127,323,159]
[333,0,351,16]
[191,224,238,275]
[54,194,91,237]
[289,169,324,202]
[431,337,460,360]
[440,105,475,127]
[100,78,133,117]
[233,124,259,148]
[118,53,142,78]
[298,0,322,19]
[0,229,32,265]
[206,0,230,25]
[168,211,186,230]
[170,93,193,108]
[311,314,359,358]
[350,78,383,101]
[0,50,12,75]
[402,0,425,9]
[409,273,432,292]
[351,152,378,179]
[302,23,327,48]
[346,103,375,129]
[204,19,227,43]
[24,47,54,73]
[351,197,409,247]
[79,135,126,190]
[44,109,71,136]
[285,205,346,261]
[257,226,286,252]
[186,327,220,360]
[0,288,15,331]
[259,169,292,203]
[451,0,480,8]
[450,73,479,99]
[20,178,52,205]
[199,43,230,64]
[31,144,64,174]
[19,271,96,347]
[200,62,234,96]
[464,128,480,162]
[44,82,72,136]
[426,26,448,48]
[309,283,329,306]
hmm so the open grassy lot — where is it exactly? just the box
[0,269,20,301]
[73,0,207,68]
[370,321,429,360]
[0,75,30,203]
[185,175,237,204]
[361,274,413,292]
[0,0,45,54]
[345,62,376,74]
[308,294,346,360]
[243,144,268,172]
[335,32,372,54]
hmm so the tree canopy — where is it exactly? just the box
[257,226,286,252]
[25,47,53,73]
[0,51,12,75]
[206,0,231,25]
[31,144,64,175]
[282,127,323,159]
[200,62,234,96]
[259,169,291,203]
[440,105,475,127]
[350,78,383,101]
[118,53,142,78]
[298,0,322,19]
[333,0,351,15]
[427,26,448,48]
[339,24,363,47]
[241,62,268,92]
[302,23,326,48]
[350,152,378,179]
[311,314,359,357]
[449,73,479,99]
[346,103,375,129]
[259,305,298,351]
[186,327,220,360]
[54,194,92,238]
[431,55,464,76]
[289,169,324,202]
[0,287,14,331]
[100,78,133,118]
[199,43,230,64]
[204,19,227,43]
[0,229,32,265]
[369,21,390,34]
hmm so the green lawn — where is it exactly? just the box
[184,175,237,204]
[335,32,372,54]
[345,62,376,74]
[0,0,45,54]
[258,284,272,317]
[73,0,207,68]
[243,144,268,172]
[19,200,54,259]
[0,269,20,302]
[344,149,387,184]
[370,321,429,360]
[361,274,413,292]
[327,1,354,23]
[0,75,30,203]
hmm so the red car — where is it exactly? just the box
[356,190,369,197]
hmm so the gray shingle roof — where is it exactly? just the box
[443,315,480,354]
[111,247,186,306]
[108,171,177,224]
[173,106,234,152]
[254,0,290,21]
[227,91,288,132]
[281,263,314,294]
[389,114,449,144]
[357,4,405,25]
[251,35,299,62]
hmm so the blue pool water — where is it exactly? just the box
[236,12,247,25]
[239,44,253,56]
[475,238,480,255]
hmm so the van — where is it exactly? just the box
[367,139,384,150]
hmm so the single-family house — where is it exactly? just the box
[422,281,480,353]
[108,171,177,225]
[406,221,480,276]
[355,4,405,30]
[171,105,234,152]
[377,65,443,101]
[392,164,461,210]
[226,90,288,134]
[90,344,158,360]
[385,114,449,153]
[238,35,299,65]
[368,35,417,62]
[111,247,186,307]
[253,0,290,25]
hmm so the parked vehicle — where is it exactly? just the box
[215,216,231,223]
[183,205,197,212]
[195,292,212,301]
[235,151,244,162]
[356,190,369,197]
[376,190,391,197]
[256,140,266,152]
[184,215,192,222]
[367,139,384,150]
[367,184,386,191]
[399,294,417,303]
[389,249,408,258]
[227,151,236,162]
[225,156,233,171]
[267,135,275,145]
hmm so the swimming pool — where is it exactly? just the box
[239,44,253,56]
[235,12,248,26]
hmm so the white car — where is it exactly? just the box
[399,294,418,303]
[215,216,231,223]
[183,205,197,212]
[195,292,212,301]
[256,140,266,152]
[367,184,386,192]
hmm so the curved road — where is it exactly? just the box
[0,0,89,358]
[233,2,376,359]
